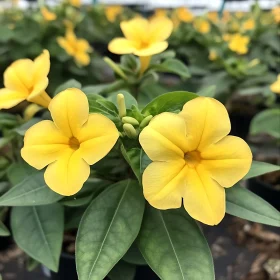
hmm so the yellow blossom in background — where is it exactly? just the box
[270,74,280,94]
[57,29,92,66]
[63,19,74,30]
[69,0,81,7]
[242,18,255,31]
[230,20,240,32]
[0,50,51,109]
[108,17,173,73]
[21,89,119,196]
[171,12,180,29]
[194,18,210,34]
[139,97,252,225]
[41,7,57,21]
[207,11,219,24]
[154,8,167,18]
[228,33,250,55]
[222,10,231,23]
[209,50,218,61]
[176,7,194,23]
[222,33,232,42]
[235,11,244,19]
[272,6,280,23]
[105,5,123,22]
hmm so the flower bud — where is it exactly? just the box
[104,57,127,80]
[123,123,137,139]
[117,94,126,118]
[140,115,153,128]
[122,116,139,126]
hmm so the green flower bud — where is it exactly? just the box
[122,116,139,126]
[140,115,153,128]
[123,123,138,139]
[117,94,126,118]
[104,57,128,80]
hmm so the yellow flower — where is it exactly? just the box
[69,0,81,7]
[207,11,219,24]
[41,7,57,21]
[57,29,92,66]
[270,74,280,94]
[235,12,244,19]
[242,18,255,31]
[105,5,123,22]
[139,97,252,225]
[222,10,231,23]
[272,6,280,23]
[230,21,240,32]
[194,18,210,34]
[228,34,250,55]
[153,8,167,18]
[209,50,218,61]
[222,33,232,42]
[0,50,51,109]
[21,89,119,196]
[175,7,194,23]
[108,17,173,73]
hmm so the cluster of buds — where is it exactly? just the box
[117,93,153,139]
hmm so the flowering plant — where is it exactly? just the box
[0,44,279,280]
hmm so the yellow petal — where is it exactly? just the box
[0,88,27,109]
[139,113,187,161]
[201,135,252,187]
[57,37,75,55]
[77,39,91,52]
[148,17,173,42]
[32,50,50,85]
[44,149,90,196]
[120,18,148,41]
[21,120,69,170]
[75,52,90,66]
[28,89,51,108]
[179,97,231,151]
[108,38,137,55]
[183,165,225,225]
[133,41,168,56]
[4,59,33,93]
[78,113,119,165]
[142,160,186,209]
[48,88,89,138]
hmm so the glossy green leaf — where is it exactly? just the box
[108,261,136,280]
[0,220,10,236]
[122,243,146,265]
[11,204,63,271]
[121,146,141,182]
[226,183,280,226]
[7,162,37,186]
[142,91,197,116]
[244,161,280,180]
[138,206,214,280]
[54,79,81,95]
[76,180,145,280]
[198,85,216,97]
[250,108,280,139]
[0,172,62,206]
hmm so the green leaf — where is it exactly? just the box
[142,91,197,116]
[138,206,214,280]
[7,162,37,186]
[76,180,145,280]
[0,137,13,149]
[122,243,146,265]
[14,118,41,136]
[121,146,141,182]
[11,204,63,271]
[54,79,82,95]
[244,161,280,180]
[26,257,39,272]
[151,59,190,79]
[108,91,138,109]
[250,109,280,139]
[0,220,10,236]
[0,172,62,206]
[108,261,136,280]
[226,183,280,226]
[198,85,216,97]
[0,26,14,42]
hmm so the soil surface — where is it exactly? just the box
[0,215,279,280]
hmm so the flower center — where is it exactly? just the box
[69,137,80,150]
[184,151,201,168]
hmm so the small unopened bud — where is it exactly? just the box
[122,116,139,126]
[140,115,153,128]
[104,57,128,80]
[117,94,126,118]
[248,58,260,68]
[123,123,137,139]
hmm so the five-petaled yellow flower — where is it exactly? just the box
[193,18,210,34]
[57,29,92,66]
[176,7,194,23]
[139,97,252,226]
[21,88,119,196]
[242,18,255,31]
[108,17,173,73]
[41,7,57,21]
[105,5,123,22]
[0,50,51,109]
[270,74,280,94]
[228,34,249,55]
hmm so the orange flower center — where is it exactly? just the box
[69,137,80,150]
[184,151,201,168]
